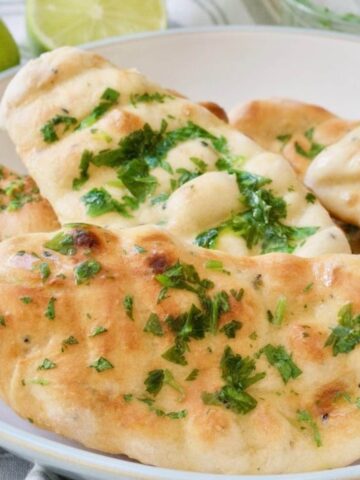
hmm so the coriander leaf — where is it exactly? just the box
[72,150,92,190]
[123,393,133,403]
[295,139,325,160]
[62,336,79,347]
[123,295,134,320]
[230,288,244,301]
[20,296,32,304]
[0,316,5,327]
[89,326,108,337]
[267,296,287,326]
[77,88,120,130]
[194,228,220,249]
[210,290,230,334]
[45,297,56,320]
[117,158,158,201]
[38,358,56,370]
[38,262,51,282]
[74,259,101,285]
[162,340,188,366]
[44,232,76,256]
[90,357,114,372]
[325,303,360,356]
[81,187,130,218]
[260,344,302,384]
[41,114,77,143]
[297,409,322,447]
[202,346,265,415]
[130,92,174,106]
[145,369,164,396]
[220,320,242,339]
[151,192,169,205]
[186,368,199,381]
[134,245,146,254]
[138,396,187,419]
[276,133,292,143]
[305,192,316,204]
[144,313,163,336]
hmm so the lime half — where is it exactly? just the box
[0,20,20,72]
[26,0,167,54]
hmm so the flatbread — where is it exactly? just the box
[0,223,359,474]
[0,48,350,257]
[0,164,59,239]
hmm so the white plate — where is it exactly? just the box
[1,26,360,480]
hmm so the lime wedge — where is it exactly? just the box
[0,20,20,72]
[26,0,167,54]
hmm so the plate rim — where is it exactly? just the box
[1,25,360,479]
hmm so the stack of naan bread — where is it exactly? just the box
[0,47,359,475]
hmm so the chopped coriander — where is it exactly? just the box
[138,396,187,419]
[45,297,56,320]
[72,150,92,190]
[77,88,120,130]
[62,336,79,347]
[29,378,49,386]
[145,369,164,396]
[123,393,133,403]
[325,303,360,356]
[220,320,242,339]
[39,262,51,281]
[38,358,56,370]
[89,326,108,337]
[81,188,130,218]
[253,274,263,289]
[249,331,258,341]
[268,296,287,326]
[190,156,207,173]
[0,315,5,327]
[230,288,244,301]
[41,114,77,143]
[276,133,292,143]
[295,140,324,160]
[205,259,230,275]
[162,340,187,366]
[144,313,163,336]
[90,356,114,372]
[260,344,302,384]
[303,282,314,293]
[74,259,101,285]
[123,295,134,320]
[134,245,146,253]
[151,192,169,205]
[297,410,322,447]
[210,290,230,334]
[44,232,75,256]
[194,228,219,249]
[130,92,174,106]
[20,296,32,304]
[305,192,316,204]
[186,368,199,381]
[202,346,265,415]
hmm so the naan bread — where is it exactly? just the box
[0,164,59,239]
[0,223,359,474]
[229,98,358,178]
[0,47,349,257]
[306,127,360,228]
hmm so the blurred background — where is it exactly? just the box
[1,0,360,73]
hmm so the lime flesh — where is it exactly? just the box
[26,0,167,54]
[0,20,20,72]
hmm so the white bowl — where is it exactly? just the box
[1,26,360,480]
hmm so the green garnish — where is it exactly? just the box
[74,259,101,285]
[38,358,56,370]
[230,288,244,301]
[134,245,147,253]
[297,409,322,447]
[41,114,77,143]
[205,259,230,275]
[44,232,75,256]
[81,188,130,218]
[77,88,120,130]
[138,396,187,419]
[305,192,316,204]
[162,340,188,366]
[295,128,325,160]
[190,156,207,172]
[72,150,92,190]
[220,320,242,339]
[20,296,32,304]
[143,313,163,336]
[123,393,133,403]
[0,316,6,327]
[260,344,302,384]
[150,192,169,205]
[325,303,360,356]
[38,262,51,282]
[45,297,56,320]
[202,346,265,415]
[90,356,114,372]
[210,290,230,334]
[276,133,292,144]
[130,92,174,106]
[186,368,199,381]
[62,336,79,347]
[123,295,134,320]
[195,170,318,253]
[303,282,314,293]
[28,378,49,386]
[267,296,287,326]
[89,326,108,337]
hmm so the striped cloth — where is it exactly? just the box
[0,1,275,479]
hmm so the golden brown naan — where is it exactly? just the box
[0,48,350,257]
[0,164,59,239]
[229,98,358,178]
[0,223,359,474]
